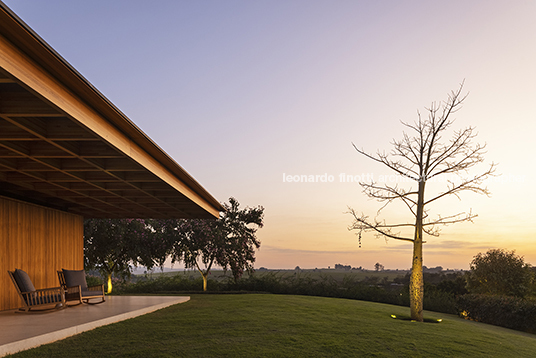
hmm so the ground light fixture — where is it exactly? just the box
[390,314,442,323]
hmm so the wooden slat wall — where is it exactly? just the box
[0,196,83,311]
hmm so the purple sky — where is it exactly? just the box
[4,0,536,269]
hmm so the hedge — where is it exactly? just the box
[457,294,536,334]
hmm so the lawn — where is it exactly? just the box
[9,294,536,357]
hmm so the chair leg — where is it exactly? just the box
[84,297,105,304]
[66,301,83,306]
[16,305,64,314]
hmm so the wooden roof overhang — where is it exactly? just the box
[0,2,223,219]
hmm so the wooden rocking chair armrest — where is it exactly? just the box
[21,286,63,295]
[20,291,35,300]
[87,284,105,292]
[65,285,82,293]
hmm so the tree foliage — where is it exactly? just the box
[84,198,264,293]
[84,218,172,293]
[466,249,534,298]
[171,197,264,291]
[348,83,495,321]
[374,262,385,272]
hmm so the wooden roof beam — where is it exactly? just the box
[0,157,166,217]
[0,92,61,115]
[0,32,221,217]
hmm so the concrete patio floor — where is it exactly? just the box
[0,295,189,357]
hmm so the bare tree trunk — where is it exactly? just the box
[195,257,214,292]
[410,180,425,321]
[196,267,209,292]
[202,273,208,292]
[410,241,423,321]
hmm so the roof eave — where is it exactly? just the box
[0,1,224,216]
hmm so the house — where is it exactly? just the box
[0,2,223,311]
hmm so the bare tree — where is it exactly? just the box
[348,83,495,321]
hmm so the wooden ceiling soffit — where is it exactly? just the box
[0,12,222,218]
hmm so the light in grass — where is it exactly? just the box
[390,314,442,323]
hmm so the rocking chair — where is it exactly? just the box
[57,269,105,305]
[8,269,65,313]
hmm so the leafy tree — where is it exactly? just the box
[374,262,384,272]
[172,197,264,291]
[84,218,172,293]
[466,248,534,298]
[348,83,495,321]
[134,219,176,270]
[170,219,219,291]
[84,198,263,293]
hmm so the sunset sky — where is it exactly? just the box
[5,0,536,270]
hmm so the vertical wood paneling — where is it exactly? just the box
[0,196,83,311]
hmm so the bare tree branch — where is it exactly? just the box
[424,165,496,205]
[423,210,477,226]
[360,182,418,204]
[352,143,420,181]
[347,208,414,242]
[420,210,478,237]
[360,181,419,217]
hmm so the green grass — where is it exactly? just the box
[9,294,536,357]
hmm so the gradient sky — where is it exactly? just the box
[4,0,536,270]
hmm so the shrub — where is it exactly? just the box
[229,272,285,293]
[457,294,536,334]
[466,249,534,298]
[86,275,104,287]
[117,274,222,294]
[436,274,468,296]
[423,285,457,314]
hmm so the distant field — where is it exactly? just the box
[137,268,409,282]
[10,294,536,357]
